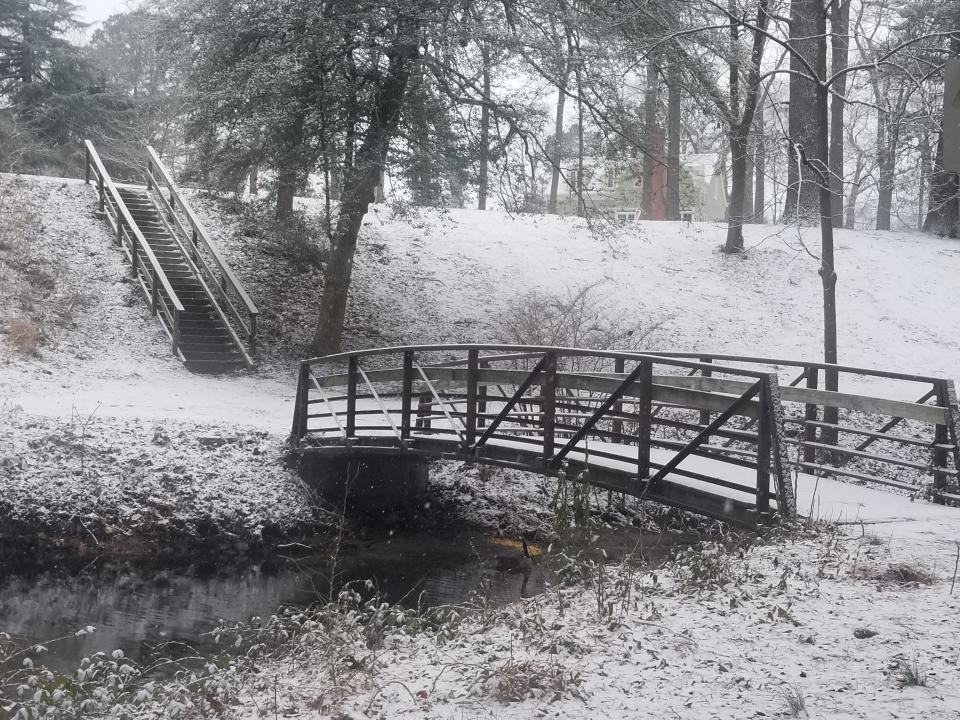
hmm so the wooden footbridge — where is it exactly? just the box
[83,141,258,373]
[291,345,960,526]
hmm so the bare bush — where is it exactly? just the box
[494,280,664,355]
[235,198,328,270]
[4,318,42,355]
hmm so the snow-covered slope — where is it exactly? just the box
[2,173,959,432]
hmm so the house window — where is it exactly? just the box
[680,209,694,223]
[615,210,637,222]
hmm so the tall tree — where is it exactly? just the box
[782,0,822,223]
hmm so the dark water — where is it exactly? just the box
[0,527,675,675]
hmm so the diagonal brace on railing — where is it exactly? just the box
[358,364,401,441]
[548,361,649,468]
[471,354,549,452]
[648,381,762,485]
[849,387,938,455]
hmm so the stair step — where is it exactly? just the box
[179,342,240,354]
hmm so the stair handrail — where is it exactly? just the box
[84,140,185,355]
[144,146,259,351]
[143,171,255,369]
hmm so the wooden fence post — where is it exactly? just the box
[637,361,653,479]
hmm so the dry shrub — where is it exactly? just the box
[492,659,581,703]
[494,280,666,364]
[4,318,42,355]
[853,562,936,586]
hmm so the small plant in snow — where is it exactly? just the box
[776,682,807,717]
[671,541,741,592]
[892,655,930,688]
[550,464,593,544]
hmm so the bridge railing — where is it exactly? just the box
[292,345,796,524]
[637,352,960,503]
[84,140,185,356]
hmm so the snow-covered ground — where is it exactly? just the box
[2,174,960,719]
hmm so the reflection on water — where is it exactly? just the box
[0,530,546,673]
[0,527,677,674]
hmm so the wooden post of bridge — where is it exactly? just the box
[934,379,956,494]
[699,357,713,441]
[465,349,479,450]
[401,351,414,443]
[803,366,819,464]
[477,360,489,429]
[941,379,960,496]
[346,356,358,441]
[292,362,310,439]
[756,376,773,515]
[612,357,625,438]
[637,361,653,478]
[541,351,558,464]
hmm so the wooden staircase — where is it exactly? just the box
[84,141,258,374]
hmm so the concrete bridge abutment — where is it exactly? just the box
[297,451,430,512]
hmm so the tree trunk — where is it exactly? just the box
[810,6,839,446]
[918,132,931,229]
[828,0,850,228]
[547,63,570,215]
[753,106,765,222]
[666,67,681,221]
[723,0,769,251]
[744,137,755,220]
[875,112,896,231]
[725,133,749,251]
[576,49,585,217]
[924,131,960,237]
[275,110,305,219]
[641,60,658,216]
[478,43,491,210]
[844,160,863,229]
[783,0,821,224]
[311,40,420,355]
[276,166,296,218]
[248,164,259,196]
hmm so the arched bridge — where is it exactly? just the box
[291,345,960,526]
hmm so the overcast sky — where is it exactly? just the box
[76,0,132,26]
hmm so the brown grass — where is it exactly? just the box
[4,318,42,355]
[853,562,937,586]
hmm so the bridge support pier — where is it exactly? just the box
[297,451,429,512]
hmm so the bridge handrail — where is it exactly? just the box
[358,348,946,387]
[84,140,185,355]
[635,351,946,386]
[145,145,259,351]
[301,344,776,380]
